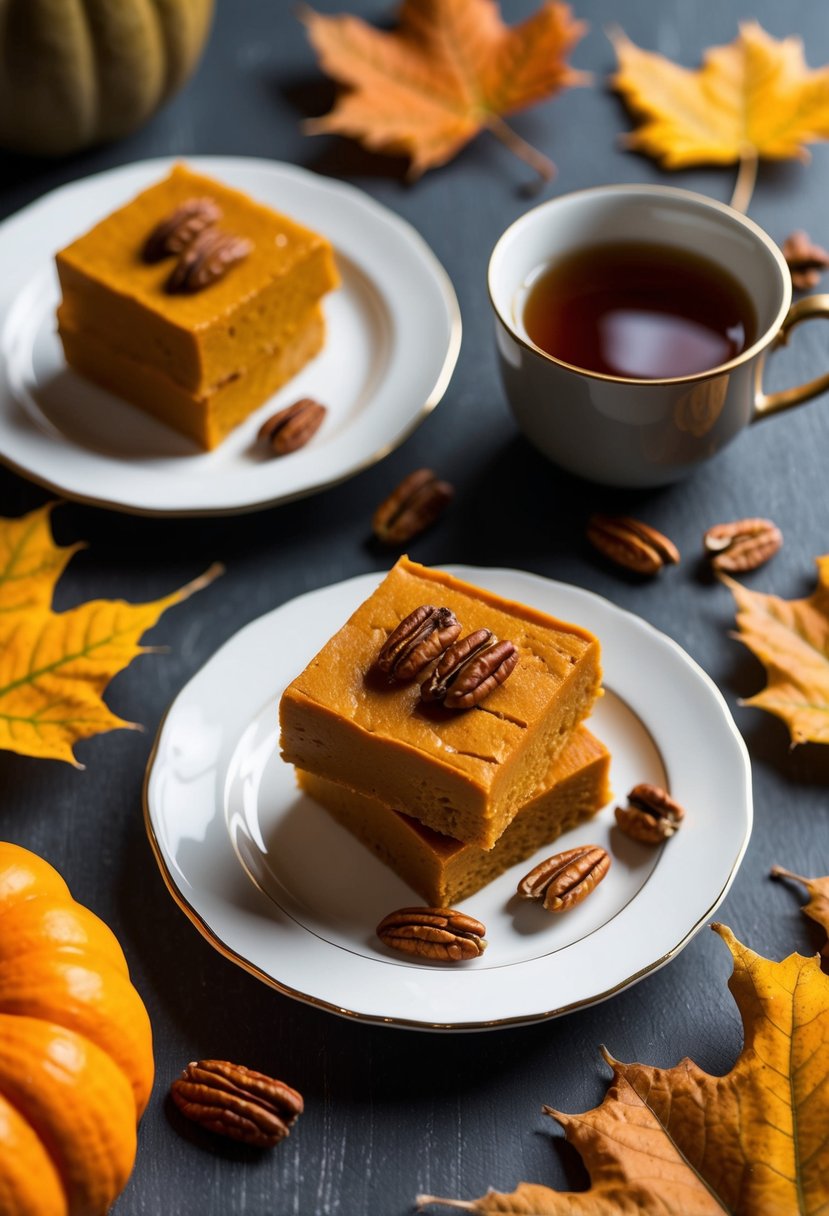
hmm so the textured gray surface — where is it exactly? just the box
[1,1,829,1212]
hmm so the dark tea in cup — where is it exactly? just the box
[522,241,757,380]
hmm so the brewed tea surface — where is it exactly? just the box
[523,241,756,379]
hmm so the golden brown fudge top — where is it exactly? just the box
[56,164,335,333]
[283,556,601,784]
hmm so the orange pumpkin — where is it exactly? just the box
[0,841,154,1216]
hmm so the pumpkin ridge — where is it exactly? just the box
[0,846,70,910]
[150,0,215,96]
[146,0,174,95]
[0,1014,138,1216]
[0,844,153,1215]
[54,0,99,148]
[82,0,164,141]
[0,894,130,975]
[0,1057,71,1215]
[0,1089,68,1216]
[0,955,154,1115]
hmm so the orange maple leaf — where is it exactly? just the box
[721,555,829,746]
[611,22,829,212]
[418,924,829,1214]
[0,504,221,766]
[300,0,588,185]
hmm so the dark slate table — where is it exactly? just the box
[2,1,829,1212]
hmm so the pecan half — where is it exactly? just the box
[372,468,454,545]
[141,197,222,263]
[258,398,327,455]
[420,628,518,709]
[517,845,610,912]
[376,604,462,681]
[170,1059,303,1147]
[615,783,685,845]
[782,230,829,290]
[376,907,487,961]
[703,517,782,573]
[165,227,252,293]
[587,514,680,575]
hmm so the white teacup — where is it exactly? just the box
[488,184,829,487]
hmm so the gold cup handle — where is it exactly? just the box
[755,293,829,418]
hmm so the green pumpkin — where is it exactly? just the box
[0,0,214,156]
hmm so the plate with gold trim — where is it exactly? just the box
[0,156,460,515]
[143,565,752,1031]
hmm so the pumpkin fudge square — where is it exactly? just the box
[279,557,602,849]
[297,726,612,905]
[55,163,339,448]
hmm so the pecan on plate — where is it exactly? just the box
[141,197,222,263]
[587,514,680,575]
[615,783,684,845]
[166,227,252,293]
[372,468,454,545]
[782,230,829,290]
[420,628,518,709]
[258,398,328,456]
[376,907,487,961]
[703,517,782,573]
[517,846,610,912]
[376,604,461,681]
[170,1059,303,1147]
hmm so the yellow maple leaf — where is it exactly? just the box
[0,504,220,766]
[301,0,588,186]
[611,22,829,211]
[0,502,80,615]
[722,555,829,746]
[418,924,829,1214]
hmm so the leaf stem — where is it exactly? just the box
[730,149,758,214]
[771,864,809,887]
[485,114,555,193]
[415,1199,475,1212]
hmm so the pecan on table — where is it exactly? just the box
[420,628,518,709]
[165,227,252,293]
[376,604,462,680]
[372,468,454,545]
[376,906,487,961]
[258,398,328,455]
[587,514,680,575]
[517,846,610,912]
[141,197,222,263]
[615,783,685,845]
[782,230,829,290]
[703,517,782,573]
[170,1059,303,1147]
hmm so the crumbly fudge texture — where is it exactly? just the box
[298,727,611,905]
[56,163,339,393]
[279,556,602,848]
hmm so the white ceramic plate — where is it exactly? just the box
[144,566,752,1030]
[0,156,461,515]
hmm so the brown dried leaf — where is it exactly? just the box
[417,925,829,1213]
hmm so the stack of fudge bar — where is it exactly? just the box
[279,557,609,906]
[56,164,339,450]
